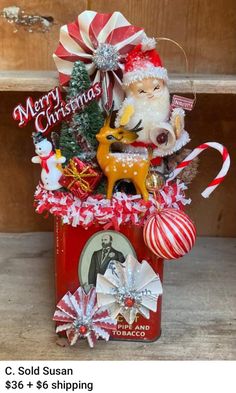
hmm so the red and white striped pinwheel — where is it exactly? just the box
[53,287,117,347]
[53,11,146,109]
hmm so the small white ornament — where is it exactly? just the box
[31,133,66,191]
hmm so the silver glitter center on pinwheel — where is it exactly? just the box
[72,318,92,336]
[92,43,120,71]
[114,287,143,309]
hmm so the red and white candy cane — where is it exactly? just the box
[167,142,230,198]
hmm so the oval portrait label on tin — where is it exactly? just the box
[78,230,136,286]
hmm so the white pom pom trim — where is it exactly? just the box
[141,37,156,51]
[123,66,168,86]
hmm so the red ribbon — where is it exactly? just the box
[131,141,156,149]
[40,151,54,173]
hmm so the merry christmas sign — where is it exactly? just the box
[12,83,102,134]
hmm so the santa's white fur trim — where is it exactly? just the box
[123,66,168,86]
[141,37,156,51]
[171,130,190,152]
[152,130,190,157]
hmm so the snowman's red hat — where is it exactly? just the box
[123,37,168,86]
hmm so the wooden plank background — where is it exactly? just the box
[0,0,235,235]
[0,0,235,73]
[2,72,236,93]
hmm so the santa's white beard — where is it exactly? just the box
[126,86,170,143]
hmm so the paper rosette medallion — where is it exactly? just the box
[96,254,163,325]
[53,11,146,109]
[53,287,117,347]
[143,207,196,260]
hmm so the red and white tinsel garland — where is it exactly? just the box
[34,181,191,229]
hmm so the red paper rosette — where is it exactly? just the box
[53,11,146,109]
[53,287,117,347]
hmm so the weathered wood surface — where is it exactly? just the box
[0,0,236,75]
[89,0,236,75]
[0,0,87,70]
[1,72,236,93]
[0,234,235,360]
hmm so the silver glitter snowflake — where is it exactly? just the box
[92,43,120,71]
[96,254,163,324]
[114,286,143,309]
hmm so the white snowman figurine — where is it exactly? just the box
[31,132,66,191]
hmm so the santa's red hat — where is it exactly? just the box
[123,37,168,86]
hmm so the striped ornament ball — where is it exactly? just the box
[143,208,196,260]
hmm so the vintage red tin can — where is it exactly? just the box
[55,217,164,342]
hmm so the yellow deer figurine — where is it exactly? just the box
[96,116,150,200]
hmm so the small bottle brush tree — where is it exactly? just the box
[59,60,104,163]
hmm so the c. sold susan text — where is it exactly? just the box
[5,366,73,376]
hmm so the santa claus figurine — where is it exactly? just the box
[115,37,190,169]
